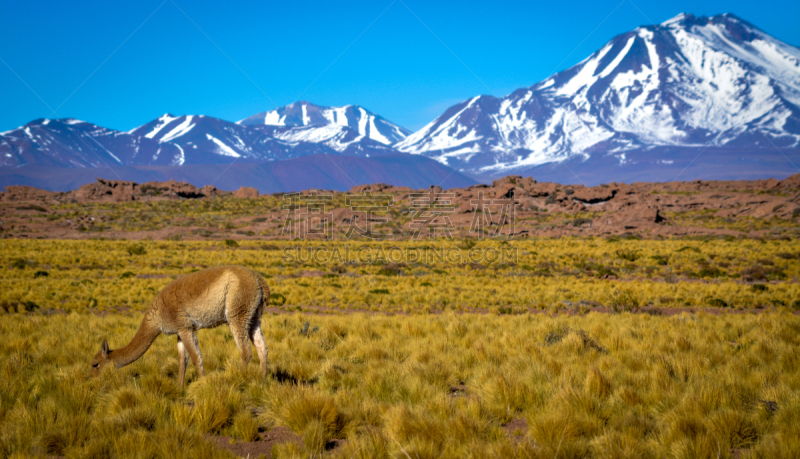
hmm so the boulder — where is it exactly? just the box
[200,185,226,197]
[72,179,138,202]
[233,187,259,198]
[141,179,203,198]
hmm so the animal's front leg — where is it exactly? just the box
[177,335,189,387]
[178,330,205,379]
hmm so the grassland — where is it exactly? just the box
[2,238,798,315]
[1,307,799,458]
[1,238,799,458]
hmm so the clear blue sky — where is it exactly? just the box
[1,0,798,133]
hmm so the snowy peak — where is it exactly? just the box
[397,12,800,176]
[660,13,754,33]
[238,101,410,145]
[1,110,401,169]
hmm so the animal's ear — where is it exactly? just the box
[101,338,109,356]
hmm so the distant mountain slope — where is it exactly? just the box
[395,13,800,178]
[128,114,337,164]
[239,101,410,145]
[1,102,412,169]
[0,118,184,167]
[0,153,475,193]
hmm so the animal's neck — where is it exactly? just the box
[111,315,161,368]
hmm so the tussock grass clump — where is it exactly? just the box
[265,384,347,454]
[231,410,260,442]
[585,367,613,399]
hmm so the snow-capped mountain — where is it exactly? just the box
[239,101,410,145]
[127,114,333,164]
[3,13,798,185]
[395,13,800,177]
[0,109,408,168]
[0,118,184,168]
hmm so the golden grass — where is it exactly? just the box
[0,308,798,458]
[2,238,799,316]
[1,237,798,457]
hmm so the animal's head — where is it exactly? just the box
[90,338,114,376]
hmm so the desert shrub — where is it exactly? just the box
[572,218,593,227]
[16,204,47,212]
[459,239,477,250]
[377,266,401,276]
[615,249,639,262]
[126,244,147,256]
[698,265,724,278]
[705,297,729,308]
[10,258,33,269]
[269,293,287,306]
[610,289,639,312]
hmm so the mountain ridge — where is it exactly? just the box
[395,12,800,178]
[238,101,411,145]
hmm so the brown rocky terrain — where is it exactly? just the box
[1,174,799,240]
[0,178,233,203]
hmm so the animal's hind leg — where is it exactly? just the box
[177,335,190,387]
[178,330,205,379]
[225,282,255,366]
[228,319,253,365]
[249,305,268,377]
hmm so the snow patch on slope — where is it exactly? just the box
[205,134,241,158]
[160,116,195,143]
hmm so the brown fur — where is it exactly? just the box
[90,266,270,386]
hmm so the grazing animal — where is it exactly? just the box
[90,266,270,386]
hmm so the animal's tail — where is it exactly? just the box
[255,272,271,313]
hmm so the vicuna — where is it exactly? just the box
[90,266,270,386]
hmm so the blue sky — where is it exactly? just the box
[1,0,798,133]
